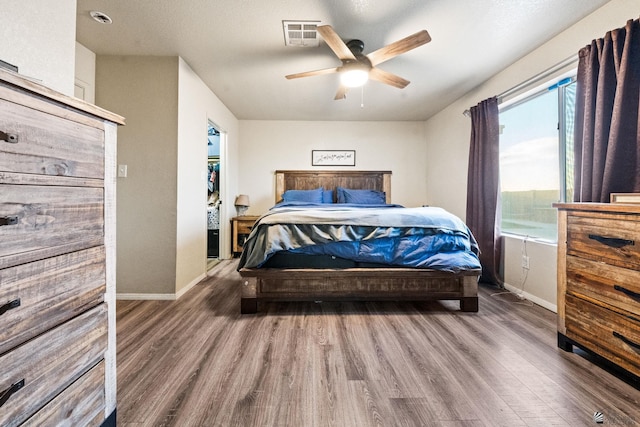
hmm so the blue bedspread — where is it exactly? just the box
[238,203,481,273]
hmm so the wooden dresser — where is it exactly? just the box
[0,69,123,425]
[555,203,640,381]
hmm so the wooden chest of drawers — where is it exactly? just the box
[555,203,640,381]
[0,69,123,425]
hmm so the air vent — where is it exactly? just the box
[283,21,320,47]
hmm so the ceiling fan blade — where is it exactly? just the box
[285,67,339,80]
[369,67,410,89]
[334,85,349,100]
[317,25,357,61]
[366,30,431,66]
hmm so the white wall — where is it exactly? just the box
[0,0,76,95]
[75,42,96,103]
[423,0,638,311]
[239,120,427,214]
[176,58,240,295]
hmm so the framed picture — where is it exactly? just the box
[312,150,355,166]
[610,193,640,204]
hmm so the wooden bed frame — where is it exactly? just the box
[238,170,480,314]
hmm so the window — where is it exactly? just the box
[499,77,576,241]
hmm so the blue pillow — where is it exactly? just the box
[282,187,323,203]
[337,187,386,204]
[322,189,334,203]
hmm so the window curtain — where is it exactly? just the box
[574,17,640,202]
[466,97,502,286]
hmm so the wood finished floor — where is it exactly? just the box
[116,260,640,426]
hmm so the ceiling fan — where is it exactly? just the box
[285,25,431,100]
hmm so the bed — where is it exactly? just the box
[238,170,481,314]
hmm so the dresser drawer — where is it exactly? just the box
[236,221,255,235]
[567,213,640,269]
[0,246,105,354]
[567,255,640,316]
[0,98,104,179]
[0,184,103,269]
[565,294,640,378]
[0,304,107,427]
[22,361,105,427]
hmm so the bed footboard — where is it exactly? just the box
[239,268,480,314]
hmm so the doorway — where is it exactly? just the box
[207,122,221,267]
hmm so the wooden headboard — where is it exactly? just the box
[275,170,392,204]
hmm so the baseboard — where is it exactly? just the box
[116,273,207,301]
[502,282,557,313]
[116,293,176,300]
[176,272,206,299]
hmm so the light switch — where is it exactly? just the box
[118,164,128,177]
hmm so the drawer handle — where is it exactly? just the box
[0,379,25,409]
[614,285,640,302]
[613,331,640,352]
[0,216,19,226]
[0,131,18,144]
[0,298,20,316]
[588,234,634,248]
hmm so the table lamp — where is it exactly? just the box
[234,194,250,216]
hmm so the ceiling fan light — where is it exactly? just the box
[341,69,369,88]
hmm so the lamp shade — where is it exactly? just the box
[234,194,250,207]
[340,62,370,88]
[340,69,369,87]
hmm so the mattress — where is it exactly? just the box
[238,203,481,273]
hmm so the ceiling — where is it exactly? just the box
[76,0,611,122]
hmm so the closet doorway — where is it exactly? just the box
[207,122,222,267]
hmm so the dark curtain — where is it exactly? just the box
[574,17,640,202]
[466,97,502,286]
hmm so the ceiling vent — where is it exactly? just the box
[283,21,320,47]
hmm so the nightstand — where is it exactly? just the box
[231,215,260,256]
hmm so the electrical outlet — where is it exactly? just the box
[118,164,128,178]
[522,255,530,269]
